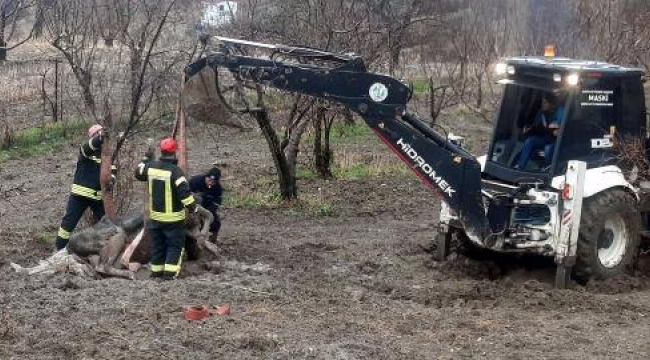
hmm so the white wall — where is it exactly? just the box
[201,1,238,27]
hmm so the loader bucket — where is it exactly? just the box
[181,65,251,129]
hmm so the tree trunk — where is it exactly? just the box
[79,70,96,117]
[100,138,116,220]
[475,72,483,108]
[129,46,143,111]
[343,108,354,126]
[253,109,296,199]
[313,106,333,178]
[313,113,324,173]
[0,10,7,62]
[387,29,402,76]
[66,63,96,118]
[428,78,439,126]
[0,39,6,61]
[130,48,141,102]
[324,119,333,175]
[285,118,310,179]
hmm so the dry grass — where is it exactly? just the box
[333,149,411,179]
[2,38,183,136]
[221,145,410,216]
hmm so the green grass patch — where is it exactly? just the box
[411,77,430,95]
[314,203,335,216]
[0,121,86,163]
[223,190,283,209]
[224,186,338,216]
[301,118,372,150]
[296,167,318,179]
[285,197,338,217]
[334,164,372,180]
[330,121,371,141]
[333,158,413,181]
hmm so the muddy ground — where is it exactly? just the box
[2,119,650,360]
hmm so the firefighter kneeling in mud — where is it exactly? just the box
[135,137,197,280]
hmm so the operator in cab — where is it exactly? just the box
[515,92,565,170]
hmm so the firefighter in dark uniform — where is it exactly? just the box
[135,137,196,280]
[55,124,116,250]
[189,167,223,242]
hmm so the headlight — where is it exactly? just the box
[566,73,580,86]
[495,63,507,76]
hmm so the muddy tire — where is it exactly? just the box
[575,189,640,282]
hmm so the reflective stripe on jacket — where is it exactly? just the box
[71,136,115,200]
[135,155,195,223]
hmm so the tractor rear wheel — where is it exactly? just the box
[575,189,640,282]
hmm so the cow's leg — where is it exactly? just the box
[95,229,135,280]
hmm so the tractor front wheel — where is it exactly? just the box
[575,189,640,282]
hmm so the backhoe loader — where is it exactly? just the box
[186,38,648,287]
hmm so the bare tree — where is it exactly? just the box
[39,0,100,117]
[362,0,432,75]
[205,0,392,196]
[0,0,35,61]
[312,100,345,178]
[94,0,123,48]
[109,0,186,156]
[39,0,190,139]
[423,0,526,123]
[566,0,650,70]
[251,92,302,199]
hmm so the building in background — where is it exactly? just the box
[201,1,238,27]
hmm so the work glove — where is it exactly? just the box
[55,238,68,251]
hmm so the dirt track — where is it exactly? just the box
[2,123,650,359]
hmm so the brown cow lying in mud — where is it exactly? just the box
[11,205,219,280]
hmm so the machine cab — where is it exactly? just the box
[484,57,646,184]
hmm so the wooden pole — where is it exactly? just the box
[178,108,187,172]
[172,74,188,173]
[100,137,116,221]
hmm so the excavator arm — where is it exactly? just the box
[185,37,490,243]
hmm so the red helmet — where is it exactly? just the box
[159,137,178,153]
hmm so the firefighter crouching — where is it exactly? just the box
[135,137,196,280]
[55,124,116,250]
